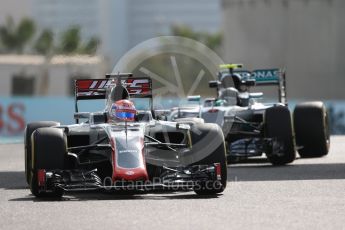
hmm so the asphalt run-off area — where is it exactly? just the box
[0,136,344,230]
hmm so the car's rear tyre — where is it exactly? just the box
[190,123,227,195]
[25,121,60,184]
[30,127,66,198]
[293,101,330,158]
[265,106,296,165]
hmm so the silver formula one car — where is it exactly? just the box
[24,74,227,198]
[202,64,330,165]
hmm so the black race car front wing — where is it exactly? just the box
[36,164,222,193]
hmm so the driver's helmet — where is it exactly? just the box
[109,99,136,122]
[219,87,239,106]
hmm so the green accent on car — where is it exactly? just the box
[251,69,280,83]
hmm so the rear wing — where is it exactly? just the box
[230,68,287,105]
[75,76,152,100]
[74,74,153,122]
[217,64,287,104]
[233,69,281,85]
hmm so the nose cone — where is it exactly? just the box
[112,166,148,182]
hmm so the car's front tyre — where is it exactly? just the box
[189,123,227,195]
[265,106,296,165]
[25,121,60,184]
[30,127,66,198]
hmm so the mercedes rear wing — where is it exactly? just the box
[235,69,287,105]
[217,65,287,105]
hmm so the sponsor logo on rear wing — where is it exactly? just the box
[234,68,282,85]
[75,78,152,100]
[252,69,281,85]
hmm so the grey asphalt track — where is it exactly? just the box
[0,136,344,230]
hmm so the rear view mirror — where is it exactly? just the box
[209,81,220,88]
[90,112,107,124]
[74,112,90,120]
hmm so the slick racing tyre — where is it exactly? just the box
[265,106,296,165]
[293,102,330,158]
[25,121,60,184]
[190,123,227,195]
[30,127,66,198]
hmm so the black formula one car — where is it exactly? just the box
[24,74,227,198]
[201,64,330,165]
